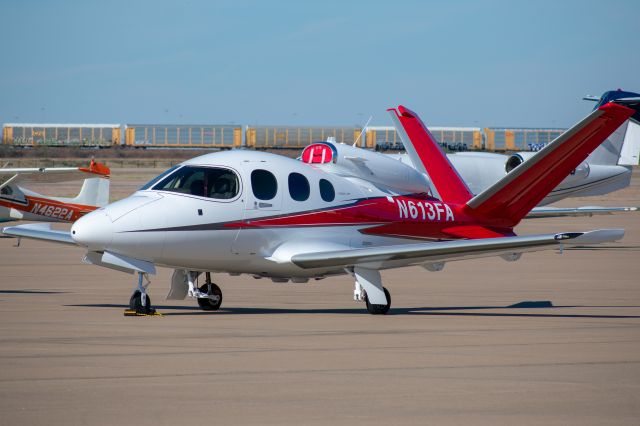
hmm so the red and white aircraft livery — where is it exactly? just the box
[0,160,110,223]
[3,98,638,315]
[388,89,640,216]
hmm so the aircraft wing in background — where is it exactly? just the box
[0,160,110,186]
[1,223,75,245]
[526,206,639,219]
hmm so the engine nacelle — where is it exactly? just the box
[300,141,429,194]
[505,152,536,173]
[505,151,589,181]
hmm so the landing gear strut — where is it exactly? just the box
[351,267,392,315]
[128,272,155,315]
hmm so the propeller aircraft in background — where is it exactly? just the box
[0,159,110,223]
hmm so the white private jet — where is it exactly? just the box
[3,98,638,315]
[0,160,110,223]
[389,90,640,216]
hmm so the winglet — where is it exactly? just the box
[388,105,473,204]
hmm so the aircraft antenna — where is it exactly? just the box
[353,115,372,147]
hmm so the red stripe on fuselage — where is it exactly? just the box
[222,195,508,240]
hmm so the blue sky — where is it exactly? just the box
[0,0,638,128]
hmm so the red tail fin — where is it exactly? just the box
[388,105,473,204]
[466,102,635,226]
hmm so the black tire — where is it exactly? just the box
[129,290,152,314]
[365,287,391,315]
[197,283,223,311]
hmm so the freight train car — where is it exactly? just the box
[483,128,565,151]
[124,124,242,148]
[2,121,571,153]
[2,123,121,147]
[365,126,483,151]
[245,126,362,149]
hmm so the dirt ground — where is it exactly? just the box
[1,167,639,425]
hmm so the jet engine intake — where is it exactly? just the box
[505,152,536,173]
[505,152,590,182]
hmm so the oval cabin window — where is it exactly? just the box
[319,179,335,202]
[288,172,310,201]
[251,169,278,200]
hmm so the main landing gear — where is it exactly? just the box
[365,287,391,315]
[185,271,223,311]
[352,267,391,315]
[196,272,223,311]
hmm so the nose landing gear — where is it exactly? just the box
[125,272,158,316]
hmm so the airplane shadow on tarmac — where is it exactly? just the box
[565,245,640,251]
[0,289,68,294]
[64,301,640,319]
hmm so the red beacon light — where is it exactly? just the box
[301,143,336,164]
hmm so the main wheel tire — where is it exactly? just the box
[365,287,391,315]
[129,290,152,314]
[197,283,223,311]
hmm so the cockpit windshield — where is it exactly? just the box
[140,165,180,191]
[150,166,239,200]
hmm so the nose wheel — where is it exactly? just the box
[125,272,157,316]
[196,272,223,311]
[129,290,155,315]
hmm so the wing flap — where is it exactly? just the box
[441,225,511,239]
[290,229,623,270]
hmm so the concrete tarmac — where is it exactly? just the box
[1,168,639,425]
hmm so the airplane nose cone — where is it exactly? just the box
[71,210,113,250]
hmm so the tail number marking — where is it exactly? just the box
[397,200,454,222]
[30,202,74,220]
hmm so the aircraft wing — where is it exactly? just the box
[526,206,639,219]
[0,160,110,184]
[1,223,75,245]
[289,229,623,270]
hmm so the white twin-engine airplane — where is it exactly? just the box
[390,89,640,216]
[0,160,110,223]
[3,98,639,315]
